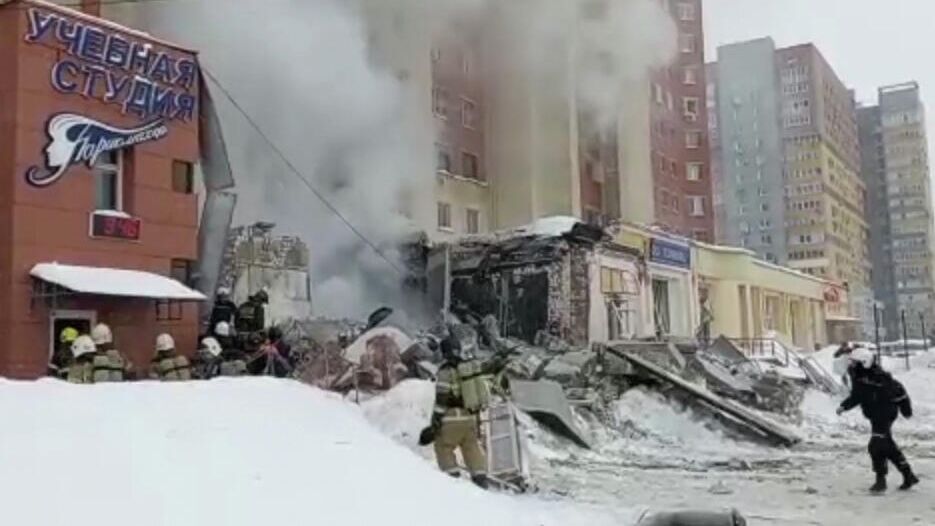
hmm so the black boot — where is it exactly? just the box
[471,474,489,489]
[870,474,887,493]
[898,467,920,491]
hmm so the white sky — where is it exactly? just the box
[704,0,935,157]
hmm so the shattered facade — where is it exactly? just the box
[219,223,313,325]
[448,225,618,347]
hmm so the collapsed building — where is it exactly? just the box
[216,222,313,326]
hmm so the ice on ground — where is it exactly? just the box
[0,378,637,526]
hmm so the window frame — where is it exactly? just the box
[686,162,702,181]
[466,208,480,234]
[437,201,452,230]
[461,97,478,129]
[461,150,481,180]
[93,150,123,212]
[171,159,194,194]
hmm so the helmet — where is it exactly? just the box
[59,327,79,344]
[91,323,113,345]
[215,321,231,337]
[201,337,222,357]
[217,287,231,297]
[71,335,96,358]
[254,290,269,303]
[849,348,876,369]
[155,333,175,352]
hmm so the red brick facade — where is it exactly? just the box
[0,1,201,378]
[650,0,713,241]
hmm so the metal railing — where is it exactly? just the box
[728,338,792,367]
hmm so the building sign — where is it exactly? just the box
[649,239,691,269]
[24,8,198,122]
[25,113,168,187]
[89,211,142,242]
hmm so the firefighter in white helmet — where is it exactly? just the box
[193,337,224,379]
[150,333,192,381]
[87,323,133,382]
[64,335,97,384]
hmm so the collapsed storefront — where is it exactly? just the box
[445,218,646,346]
[0,1,208,377]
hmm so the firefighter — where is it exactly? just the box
[48,326,79,378]
[236,290,268,334]
[248,326,292,377]
[427,336,491,488]
[193,337,223,379]
[150,333,193,381]
[837,348,919,492]
[65,335,96,384]
[89,323,133,382]
[210,287,238,335]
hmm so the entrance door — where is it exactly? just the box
[50,310,96,359]
[652,279,670,337]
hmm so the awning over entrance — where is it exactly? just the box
[30,263,207,301]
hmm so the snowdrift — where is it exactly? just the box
[0,378,632,526]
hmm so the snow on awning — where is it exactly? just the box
[30,263,207,301]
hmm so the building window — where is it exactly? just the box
[170,259,194,286]
[432,87,448,118]
[685,130,702,149]
[172,160,193,194]
[461,99,477,129]
[686,162,702,181]
[682,97,699,121]
[679,33,696,53]
[437,202,452,230]
[677,2,696,21]
[466,208,479,234]
[682,66,698,85]
[461,151,480,180]
[653,83,664,105]
[94,150,122,211]
[436,144,452,173]
[430,47,441,62]
[688,195,705,217]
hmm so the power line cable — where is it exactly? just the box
[202,68,407,277]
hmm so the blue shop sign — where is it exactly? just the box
[650,239,691,268]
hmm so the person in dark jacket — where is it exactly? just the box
[209,287,238,335]
[837,348,919,492]
[236,290,268,334]
[247,326,292,377]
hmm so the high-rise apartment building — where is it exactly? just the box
[650,0,713,242]
[858,83,935,336]
[710,40,870,299]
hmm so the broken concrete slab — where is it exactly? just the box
[608,348,800,447]
[509,379,591,449]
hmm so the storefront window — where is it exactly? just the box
[94,150,122,211]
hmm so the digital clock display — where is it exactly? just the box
[90,212,142,241]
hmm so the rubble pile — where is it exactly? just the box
[277,306,814,448]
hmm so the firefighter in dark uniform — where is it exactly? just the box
[236,290,268,334]
[193,337,223,379]
[210,287,238,336]
[427,337,491,488]
[150,333,193,381]
[837,348,919,492]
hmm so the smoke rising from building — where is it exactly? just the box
[111,0,675,321]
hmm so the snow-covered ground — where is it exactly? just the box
[363,353,935,525]
[2,351,934,525]
[0,377,638,526]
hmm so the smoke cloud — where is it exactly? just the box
[111,0,675,322]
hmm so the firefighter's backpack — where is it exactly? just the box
[457,359,491,413]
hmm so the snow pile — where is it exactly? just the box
[359,379,435,447]
[601,388,765,463]
[0,378,636,526]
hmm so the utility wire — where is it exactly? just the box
[202,68,407,277]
